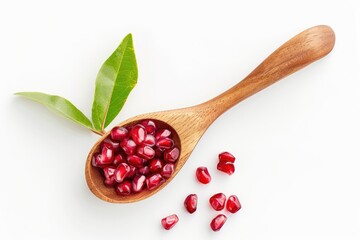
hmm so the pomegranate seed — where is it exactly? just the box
[115,180,132,195]
[130,124,147,145]
[184,194,197,214]
[126,165,137,179]
[210,214,227,232]
[102,138,120,151]
[103,166,116,179]
[209,193,226,211]
[217,162,235,175]
[114,163,130,183]
[100,145,114,165]
[132,175,146,192]
[226,195,241,213]
[138,166,150,175]
[161,214,179,230]
[196,167,211,184]
[146,173,165,190]
[113,153,125,165]
[104,176,116,187]
[163,147,179,162]
[218,151,235,163]
[148,158,164,173]
[155,148,164,158]
[91,153,102,167]
[143,134,156,147]
[120,139,137,155]
[136,145,155,160]
[155,129,172,140]
[161,163,175,179]
[110,126,128,141]
[156,137,174,150]
[141,120,156,134]
[127,155,145,168]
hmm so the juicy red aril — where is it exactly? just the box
[110,126,128,141]
[115,180,132,195]
[104,176,116,187]
[120,139,137,155]
[146,173,165,190]
[161,214,179,230]
[155,129,172,140]
[148,158,164,173]
[127,155,145,168]
[143,134,156,147]
[217,162,235,175]
[196,167,211,184]
[138,166,150,175]
[91,153,102,167]
[184,194,197,214]
[114,163,130,183]
[209,193,226,211]
[136,145,155,160]
[113,153,125,165]
[100,145,114,165]
[141,120,157,134]
[163,147,179,162]
[132,174,146,193]
[156,137,174,150]
[210,214,227,232]
[161,163,175,179]
[126,165,137,179]
[155,148,164,158]
[218,151,235,163]
[130,124,147,145]
[226,195,241,213]
[103,166,116,186]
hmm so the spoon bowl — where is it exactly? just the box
[86,25,335,203]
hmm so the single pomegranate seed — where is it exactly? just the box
[132,175,146,193]
[126,165,137,179]
[120,139,137,155]
[161,214,179,230]
[209,193,226,211]
[91,153,102,167]
[143,134,156,147]
[210,214,227,232]
[156,137,174,150]
[138,166,150,175]
[104,176,116,187]
[226,195,241,213]
[184,194,198,214]
[155,129,172,140]
[155,148,164,158]
[130,124,147,145]
[127,155,145,168]
[100,145,114,165]
[103,166,116,186]
[218,151,236,163]
[148,158,164,173]
[161,163,175,179]
[196,167,211,184]
[136,145,155,160]
[115,180,132,195]
[110,126,128,141]
[141,120,157,134]
[146,173,165,190]
[102,138,120,151]
[163,147,179,162]
[114,163,130,183]
[113,153,125,165]
[217,162,235,175]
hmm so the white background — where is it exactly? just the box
[0,0,359,239]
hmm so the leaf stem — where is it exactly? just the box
[91,128,105,136]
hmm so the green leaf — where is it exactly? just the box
[92,33,138,131]
[15,92,94,131]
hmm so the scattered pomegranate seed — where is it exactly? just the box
[130,124,147,145]
[91,153,102,167]
[155,129,172,140]
[141,120,157,134]
[218,151,235,163]
[103,166,116,186]
[148,158,164,173]
[115,180,132,195]
[143,134,156,147]
[146,173,165,190]
[127,155,145,168]
[184,194,198,214]
[196,167,211,184]
[163,147,180,162]
[217,162,235,175]
[156,137,174,150]
[136,145,155,160]
[209,193,226,211]
[132,175,146,193]
[161,214,179,230]
[226,195,241,213]
[120,138,137,155]
[100,145,114,165]
[114,163,130,183]
[210,214,227,232]
[110,126,128,141]
[161,163,175,179]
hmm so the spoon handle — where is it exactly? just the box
[202,25,335,119]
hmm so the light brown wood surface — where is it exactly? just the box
[85,25,335,203]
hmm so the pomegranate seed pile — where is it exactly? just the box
[91,120,179,195]
[161,151,242,232]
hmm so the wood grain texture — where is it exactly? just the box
[85,25,335,203]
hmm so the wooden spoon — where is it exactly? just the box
[85,25,335,203]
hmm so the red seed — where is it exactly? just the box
[136,145,155,160]
[210,214,227,232]
[226,195,241,213]
[196,167,211,184]
[161,214,179,230]
[148,158,164,173]
[155,129,172,140]
[163,147,179,163]
[104,176,116,187]
[115,180,132,195]
[103,166,116,186]
[143,134,156,147]
[114,163,130,183]
[209,193,226,211]
[156,137,174,150]
[100,144,114,165]
[126,165,137,179]
[91,153,102,167]
[132,175,146,193]
[138,166,150,175]
[102,138,120,151]
[146,173,165,190]
[141,120,157,134]
[155,148,164,158]
[217,162,235,175]
[120,139,137,155]
[130,124,147,145]
[218,151,236,163]
[110,126,128,141]
[113,153,125,166]
[127,155,146,168]
[161,163,175,179]
[184,194,198,214]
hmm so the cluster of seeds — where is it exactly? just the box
[91,120,180,195]
[161,152,241,232]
